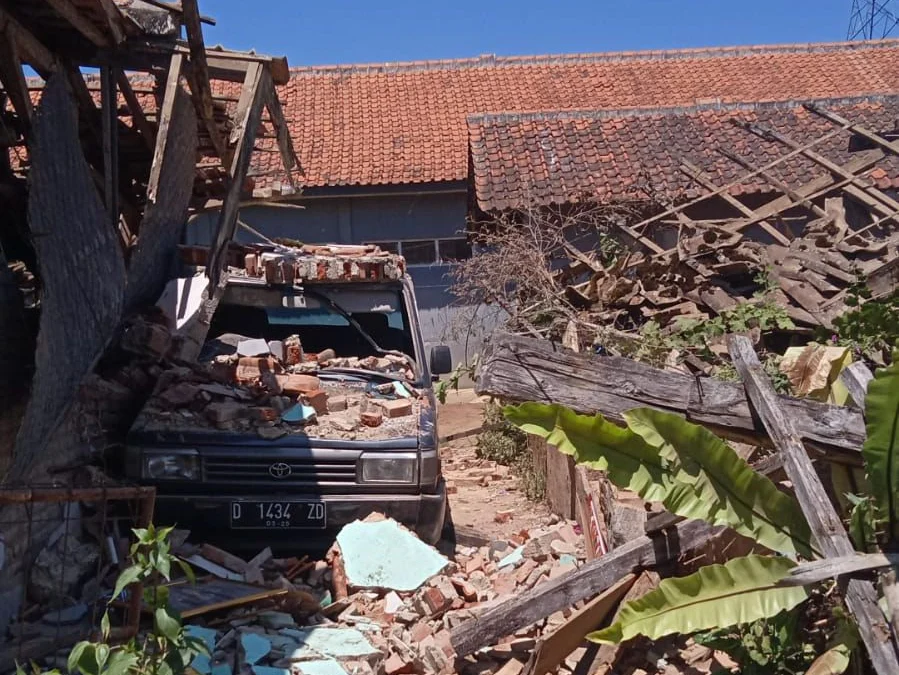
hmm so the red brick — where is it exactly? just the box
[303,389,329,415]
[371,398,413,418]
[279,374,320,395]
[236,356,283,384]
[409,622,433,642]
[360,410,383,427]
[384,654,414,675]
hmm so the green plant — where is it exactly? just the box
[20,525,207,675]
[502,352,899,666]
[435,359,477,404]
[477,403,545,501]
[590,555,807,645]
[829,282,899,365]
[694,608,819,675]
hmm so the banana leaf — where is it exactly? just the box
[504,402,687,504]
[861,354,899,541]
[624,407,816,558]
[589,555,807,644]
[505,403,814,558]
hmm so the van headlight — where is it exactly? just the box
[359,452,417,484]
[143,450,200,481]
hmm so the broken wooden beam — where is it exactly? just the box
[476,332,865,460]
[181,0,227,160]
[727,335,899,675]
[208,63,269,286]
[523,575,636,675]
[147,53,183,204]
[450,518,720,657]
[840,361,874,411]
[44,0,113,47]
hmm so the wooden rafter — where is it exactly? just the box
[116,69,155,150]
[209,62,269,285]
[264,83,301,189]
[44,0,112,47]
[806,103,899,158]
[738,120,899,228]
[181,0,226,160]
[679,159,791,245]
[95,0,127,44]
[101,65,120,234]
[630,128,847,235]
[0,5,56,76]
[717,147,828,219]
[147,52,183,204]
[0,26,33,133]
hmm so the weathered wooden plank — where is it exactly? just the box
[450,518,720,657]
[208,63,268,286]
[841,362,874,411]
[523,575,636,675]
[0,6,56,77]
[100,65,120,238]
[727,335,899,675]
[116,69,155,150]
[806,104,899,159]
[181,0,226,160]
[475,333,866,459]
[125,87,197,311]
[147,53,183,204]
[783,553,899,587]
[263,81,300,189]
[867,256,899,300]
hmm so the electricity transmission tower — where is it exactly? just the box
[847,0,899,39]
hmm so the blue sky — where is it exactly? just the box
[203,0,864,67]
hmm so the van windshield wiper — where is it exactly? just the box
[300,288,413,365]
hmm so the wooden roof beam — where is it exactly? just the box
[0,6,57,77]
[806,103,899,158]
[96,0,127,44]
[737,119,899,228]
[209,63,269,286]
[679,159,791,245]
[181,0,226,159]
[147,52,183,204]
[116,69,155,150]
[43,0,113,48]
[0,26,33,133]
[263,81,301,188]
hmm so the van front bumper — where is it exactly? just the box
[152,481,447,552]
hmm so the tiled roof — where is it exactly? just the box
[255,40,899,189]
[467,96,899,211]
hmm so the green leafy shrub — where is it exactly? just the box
[19,524,207,675]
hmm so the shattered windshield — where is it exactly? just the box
[203,285,417,369]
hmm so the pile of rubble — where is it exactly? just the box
[127,317,421,441]
[558,218,897,337]
[168,514,591,675]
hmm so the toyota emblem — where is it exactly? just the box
[269,462,292,479]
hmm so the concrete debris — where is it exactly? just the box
[336,517,449,592]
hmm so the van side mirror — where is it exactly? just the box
[429,345,452,376]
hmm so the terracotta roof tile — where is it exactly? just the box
[467,96,899,211]
[249,40,899,189]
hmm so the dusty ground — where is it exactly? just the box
[438,391,553,541]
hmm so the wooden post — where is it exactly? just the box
[100,65,120,239]
[727,335,899,675]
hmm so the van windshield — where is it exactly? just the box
[206,285,416,361]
